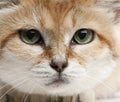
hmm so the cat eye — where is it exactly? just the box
[72,29,95,45]
[19,29,44,45]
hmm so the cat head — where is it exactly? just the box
[0,0,119,96]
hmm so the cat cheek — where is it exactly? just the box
[4,39,44,59]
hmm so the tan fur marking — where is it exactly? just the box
[0,0,120,100]
[0,34,16,49]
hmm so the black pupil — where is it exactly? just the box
[27,30,37,39]
[79,30,87,40]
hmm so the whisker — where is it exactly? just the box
[1,71,28,77]
[0,77,26,91]
[20,79,35,102]
[23,84,35,102]
[0,70,30,79]
[0,78,29,101]
[85,75,114,91]
[34,82,45,94]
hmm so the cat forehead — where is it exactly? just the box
[16,0,80,30]
[39,0,75,22]
[22,0,76,18]
[0,0,114,34]
[19,0,116,45]
[20,0,101,27]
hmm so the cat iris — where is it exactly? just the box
[18,29,44,45]
[19,28,95,45]
[72,29,95,45]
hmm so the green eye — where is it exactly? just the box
[19,29,43,45]
[72,29,95,45]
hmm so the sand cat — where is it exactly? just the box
[0,0,120,102]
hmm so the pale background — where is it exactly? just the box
[98,91,120,102]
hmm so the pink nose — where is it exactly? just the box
[50,59,68,73]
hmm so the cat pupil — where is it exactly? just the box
[79,31,87,40]
[27,31,36,39]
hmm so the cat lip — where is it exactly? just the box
[46,75,69,86]
[46,79,68,87]
[52,78,66,84]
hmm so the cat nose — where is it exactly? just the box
[50,59,68,73]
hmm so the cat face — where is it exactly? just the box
[0,0,119,96]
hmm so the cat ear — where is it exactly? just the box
[0,0,20,9]
[95,0,120,23]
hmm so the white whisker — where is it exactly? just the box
[0,78,29,101]
[0,70,29,77]
[0,77,28,91]
[23,84,35,102]
[85,75,114,91]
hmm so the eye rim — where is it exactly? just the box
[71,28,95,45]
[18,29,44,45]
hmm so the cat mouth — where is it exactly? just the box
[46,75,69,86]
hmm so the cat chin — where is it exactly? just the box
[12,84,84,96]
[4,77,102,96]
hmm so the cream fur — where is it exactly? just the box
[0,0,120,102]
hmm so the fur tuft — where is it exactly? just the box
[0,0,20,9]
